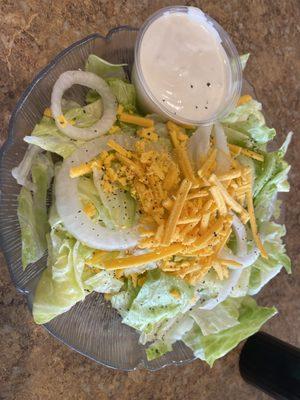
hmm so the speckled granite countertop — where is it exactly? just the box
[0,1,299,399]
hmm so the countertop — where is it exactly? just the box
[0,1,299,399]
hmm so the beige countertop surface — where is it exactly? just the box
[0,1,299,399]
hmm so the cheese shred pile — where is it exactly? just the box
[70,120,267,285]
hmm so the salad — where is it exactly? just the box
[12,53,292,366]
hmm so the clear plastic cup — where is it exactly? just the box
[132,6,242,125]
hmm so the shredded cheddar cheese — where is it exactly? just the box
[119,112,154,128]
[43,107,52,118]
[229,144,264,162]
[237,94,252,106]
[83,202,96,218]
[80,111,270,285]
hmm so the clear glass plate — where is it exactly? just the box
[0,26,256,371]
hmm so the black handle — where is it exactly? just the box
[239,332,300,400]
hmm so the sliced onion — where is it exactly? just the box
[199,215,253,310]
[213,122,231,173]
[220,247,260,269]
[51,70,117,140]
[220,214,260,269]
[199,269,243,311]
[55,134,138,250]
[12,144,42,191]
[187,125,212,170]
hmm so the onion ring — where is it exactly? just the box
[51,70,117,140]
[55,134,138,250]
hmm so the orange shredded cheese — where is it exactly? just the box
[162,179,192,245]
[83,202,96,218]
[43,107,52,118]
[237,94,252,106]
[229,144,264,162]
[99,243,186,270]
[107,139,132,158]
[119,113,154,128]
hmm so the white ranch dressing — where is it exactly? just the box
[135,8,232,123]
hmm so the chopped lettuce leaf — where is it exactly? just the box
[146,340,172,361]
[183,297,277,366]
[33,237,93,324]
[85,54,126,79]
[240,53,250,70]
[64,99,102,128]
[123,270,195,333]
[222,100,275,144]
[190,300,240,336]
[93,168,137,229]
[24,117,81,159]
[78,176,114,229]
[24,101,102,158]
[249,221,291,293]
[254,157,290,221]
[18,187,46,269]
[110,279,140,318]
[83,269,123,293]
[107,78,136,112]
[223,126,253,148]
[17,153,54,269]
[145,314,194,360]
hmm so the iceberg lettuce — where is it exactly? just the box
[123,270,195,333]
[183,297,277,366]
[17,153,54,268]
[85,54,126,79]
[24,101,103,158]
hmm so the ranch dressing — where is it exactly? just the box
[133,7,241,124]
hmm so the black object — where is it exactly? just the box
[240,332,300,399]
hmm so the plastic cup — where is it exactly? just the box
[132,6,242,125]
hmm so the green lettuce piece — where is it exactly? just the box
[146,340,172,361]
[106,78,136,112]
[254,157,290,221]
[189,299,240,336]
[85,54,126,79]
[249,221,291,293]
[232,221,291,297]
[17,153,54,269]
[87,78,137,113]
[33,237,93,324]
[183,297,277,366]
[93,168,137,229]
[222,100,275,144]
[110,279,141,318]
[223,126,253,147]
[145,314,194,360]
[24,101,102,158]
[240,53,250,70]
[64,99,102,128]
[24,117,81,159]
[78,176,114,229]
[123,270,195,333]
[83,269,123,293]
[253,133,292,220]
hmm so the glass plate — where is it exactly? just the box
[0,26,256,371]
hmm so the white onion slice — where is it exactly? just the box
[220,214,260,269]
[220,247,260,269]
[55,134,138,250]
[199,215,251,310]
[51,70,117,140]
[187,125,212,170]
[199,269,243,311]
[213,122,231,173]
[12,144,42,191]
